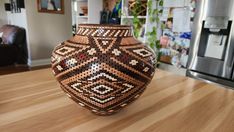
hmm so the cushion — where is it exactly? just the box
[0,32,3,44]
[0,25,22,45]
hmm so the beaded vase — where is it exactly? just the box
[51,24,156,115]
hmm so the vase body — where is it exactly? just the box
[51,24,156,115]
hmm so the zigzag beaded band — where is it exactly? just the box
[76,24,133,37]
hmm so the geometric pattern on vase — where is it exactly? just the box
[52,24,156,115]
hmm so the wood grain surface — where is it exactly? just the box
[0,68,233,132]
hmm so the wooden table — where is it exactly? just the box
[0,68,234,132]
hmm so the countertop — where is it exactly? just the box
[0,68,234,132]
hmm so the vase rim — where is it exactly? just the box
[78,24,131,28]
[76,24,133,37]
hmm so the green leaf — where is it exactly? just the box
[146,0,164,63]
[159,9,163,14]
[153,9,159,15]
[156,17,160,23]
[150,42,155,49]
[161,23,166,30]
[159,0,164,6]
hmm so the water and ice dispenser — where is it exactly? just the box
[203,17,230,60]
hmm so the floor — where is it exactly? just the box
[0,65,51,76]
[158,63,187,76]
[1,68,234,132]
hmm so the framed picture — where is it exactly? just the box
[37,0,64,14]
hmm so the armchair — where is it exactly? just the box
[0,25,28,66]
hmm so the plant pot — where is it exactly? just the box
[128,0,147,16]
[51,24,156,116]
[80,6,88,16]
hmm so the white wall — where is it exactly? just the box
[88,0,103,24]
[0,0,8,27]
[25,0,72,66]
[7,9,28,29]
[1,0,73,66]
[0,0,28,29]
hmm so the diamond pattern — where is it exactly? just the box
[55,46,75,56]
[143,67,150,72]
[129,60,138,66]
[112,49,121,56]
[56,65,63,71]
[92,85,113,95]
[87,48,96,55]
[133,49,152,57]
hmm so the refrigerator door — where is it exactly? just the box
[187,0,234,83]
[204,0,234,18]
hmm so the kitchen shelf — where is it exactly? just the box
[72,0,103,27]
[77,16,88,19]
[121,16,147,19]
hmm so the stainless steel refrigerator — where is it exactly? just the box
[187,0,234,88]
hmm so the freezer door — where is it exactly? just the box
[204,0,234,18]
